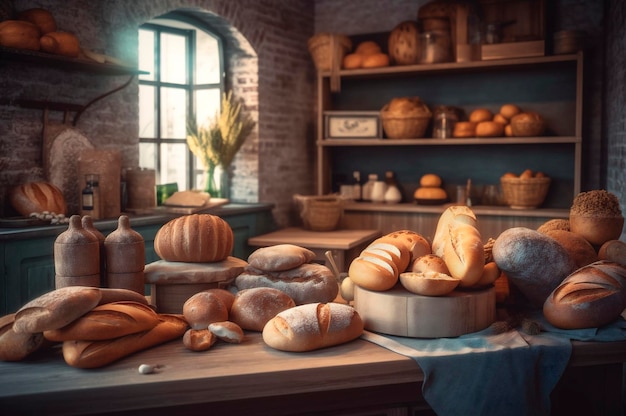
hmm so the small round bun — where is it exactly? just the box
[411,254,449,275]
[362,53,389,68]
[230,287,295,332]
[183,291,229,330]
[500,104,521,119]
[414,187,447,201]
[453,121,476,138]
[420,173,442,188]
[343,53,363,69]
[493,113,508,125]
[469,108,493,123]
[355,41,381,55]
[476,121,505,137]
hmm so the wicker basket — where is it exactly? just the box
[294,194,343,231]
[500,176,551,209]
[307,33,352,71]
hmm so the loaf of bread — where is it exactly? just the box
[62,314,188,368]
[234,263,339,305]
[0,313,47,361]
[388,21,420,65]
[9,181,67,217]
[362,53,390,68]
[469,108,493,123]
[492,227,577,306]
[18,8,57,34]
[545,229,598,268]
[414,187,447,201]
[247,244,316,272]
[97,287,150,306]
[13,286,102,334]
[411,254,449,275]
[182,290,229,330]
[40,31,80,57]
[154,214,234,263]
[43,301,160,342]
[0,20,40,51]
[262,303,363,352]
[230,287,296,331]
[384,230,432,264]
[543,261,626,329]
[476,121,504,137]
[432,205,477,257]
[453,121,476,138]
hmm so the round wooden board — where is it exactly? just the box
[354,283,496,338]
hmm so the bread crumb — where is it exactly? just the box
[570,190,622,217]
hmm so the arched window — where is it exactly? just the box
[138,13,223,191]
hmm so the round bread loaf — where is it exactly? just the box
[247,244,316,272]
[469,108,493,123]
[182,291,229,330]
[492,227,577,306]
[230,287,296,332]
[154,214,233,263]
[499,104,521,120]
[388,21,420,65]
[598,240,626,267]
[420,173,442,188]
[343,53,363,69]
[9,181,67,217]
[545,229,598,268]
[543,261,626,329]
[414,187,447,201]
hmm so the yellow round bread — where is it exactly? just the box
[499,104,521,120]
[343,53,363,69]
[414,187,447,201]
[493,113,508,125]
[362,52,389,68]
[420,173,443,188]
[355,41,381,55]
[476,121,505,137]
[453,121,476,138]
[469,108,493,123]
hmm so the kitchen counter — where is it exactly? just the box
[1,332,625,416]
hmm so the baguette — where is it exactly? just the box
[263,303,363,352]
[0,313,47,361]
[443,221,485,287]
[43,301,160,342]
[543,261,626,329]
[13,286,102,334]
[97,288,150,306]
[62,314,188,368]
[432,205,477,257]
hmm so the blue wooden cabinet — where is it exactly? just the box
[0,203,274,315]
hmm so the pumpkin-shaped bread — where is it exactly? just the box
[9,181,67,216]
[154,214,234,263]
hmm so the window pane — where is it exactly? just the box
[160,143,189,190]
[139,85,156,138]
[194,88,220,126]
[196,31,220,84]
[138,29,155,81]
[139,142,157,170]
[161,33,187,84]
[160,87,187,138]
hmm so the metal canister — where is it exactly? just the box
[432,106,460,138]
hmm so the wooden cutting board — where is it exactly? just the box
[354,283,496,338]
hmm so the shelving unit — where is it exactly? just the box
[315,53,583,218]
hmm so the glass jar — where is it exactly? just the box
[432,106,460,138]
[419,30,452,64]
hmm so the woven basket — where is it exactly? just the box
[295,195,343,231]
[380,105,432,139]
[307,33,352,71]
[500,177,551,209]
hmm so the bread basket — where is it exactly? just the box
[380,97,432,139]
[500,176,551,209]
[294,194,343,231]
[510,112,546,137]
[307,33,352,71]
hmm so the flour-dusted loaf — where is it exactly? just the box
[0,313,47,361]
[262,303,364,352]
[229,287,295,332]
[247,244,316,272]
[235,263,339,305]
[543,261,626,329]
[9,181,67,217]
[62,314,188,368]
[43,301,160,342]
[154,214,234,263]
[13,286,102,334]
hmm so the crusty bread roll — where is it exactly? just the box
[262,303,363,352]
[97,288,150,306]
[411,254,449,275]
[202,288,235,312]
[362,52,389,68]
[348,255,397,291]
[492,227,577,306]
[9,181,67,217]
[475,121,504,137]
[343,53,363,69]
[432,205,477,257]
[183,328,217,351]
[235,262,338,305]
[183,291,229,330]
[492,113,508,125]
[453,121,476,138]
[598,240,626,267]
[229,287,295,332]
[385,230,432,263]
[40,31,80,57]
[469,108,493,123]
[13,286,102,334]
[154,214,234,263]
[0,313,47,361]
[543,261,626,329]
[43,301,160,342]
[545,229,598,268]
[419,173,442,188]
[414,187,447,201]
[247,244,316,272]
[354,41,381,55]
[499,104,521,120]
[442,222,485,287]
[208,321,245,343]
[62,314,188,368]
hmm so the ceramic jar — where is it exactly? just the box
[54,215,100,289]
[104,215,145,294]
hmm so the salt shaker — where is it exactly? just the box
[54,215,100,289]
[104,215,145,294]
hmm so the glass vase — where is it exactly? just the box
[204,165,230,199]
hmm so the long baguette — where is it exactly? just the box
[262,303,363,352]
[44,301,160,342]
[442,221,485,287]
[62,314,188,368]
[543,261,626,329]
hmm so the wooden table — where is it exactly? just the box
[1,333,626,416]
[248,227,382,272]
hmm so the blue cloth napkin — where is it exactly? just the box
[361,316,626,416]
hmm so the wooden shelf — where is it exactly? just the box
[319,136,580,146]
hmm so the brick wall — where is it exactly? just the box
[1,0,315,228]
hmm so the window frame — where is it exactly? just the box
[138,15,224,190]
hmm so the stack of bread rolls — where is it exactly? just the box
[452,104,546,138]
[413,173,448,203]
[342,40,389,69]
[234,244,339,305]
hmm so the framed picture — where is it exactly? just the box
[324,111,381,139]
